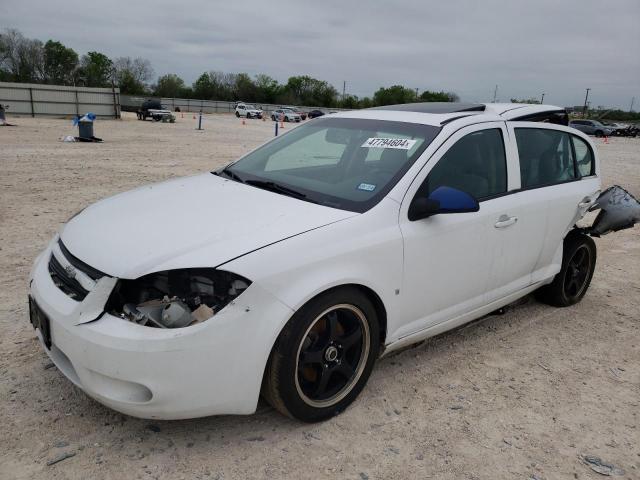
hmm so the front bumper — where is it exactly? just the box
[29,242,293,419]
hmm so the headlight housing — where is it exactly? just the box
[106,268,251,329]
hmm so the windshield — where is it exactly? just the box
[244,104,257,109]
[221,117,440,212]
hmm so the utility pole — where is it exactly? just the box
[582,88,591,118]
[540,92,545,104]
[630,96,635,113]
[342,81,346,102]
[492,85,498,103]
[415,88,419,100]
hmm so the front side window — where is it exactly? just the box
[222,118,440,212]
[515,128,576,188]
[572,135,594,177]
[422,128,507,200]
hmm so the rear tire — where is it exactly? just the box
[536,231,597,307]
[235,111,240,118]
[263,287,380,422]
[595,130,604,138]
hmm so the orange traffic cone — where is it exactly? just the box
[603,136,609,144]
[242,119,246,125]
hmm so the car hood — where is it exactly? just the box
[61,173,356,279]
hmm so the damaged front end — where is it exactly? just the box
[106,269,251,328]
[586,185,640,237]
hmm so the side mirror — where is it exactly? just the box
[408,186,479,221]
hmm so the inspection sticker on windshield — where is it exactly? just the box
[357,183,376,192]
[361,137,417,150]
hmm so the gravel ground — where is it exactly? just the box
[0,113,639,480]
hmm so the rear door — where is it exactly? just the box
[507,123,600,284]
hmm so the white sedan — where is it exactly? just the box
[29,103,636,422]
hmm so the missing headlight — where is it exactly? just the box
[106,269,251,328]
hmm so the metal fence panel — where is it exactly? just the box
[120,94,350,115]
[0,82,121,118]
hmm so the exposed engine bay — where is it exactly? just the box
[106,269,250,328]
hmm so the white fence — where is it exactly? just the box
[0,82,121,118]
[121,94,349,115]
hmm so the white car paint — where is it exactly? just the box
[29,103,601,419]
[235,103,263,118]
[61,174,355,279]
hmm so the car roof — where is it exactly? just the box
[331,102,566,127]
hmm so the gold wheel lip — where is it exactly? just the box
[294,303,370,409]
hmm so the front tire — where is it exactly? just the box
[263,287,380,422]
[536,231,597,307]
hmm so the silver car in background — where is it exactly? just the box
[569,119,614,137]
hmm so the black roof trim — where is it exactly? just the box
[440,114,477,126]
[368,102,485,114]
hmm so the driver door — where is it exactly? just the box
[395,122,512,340]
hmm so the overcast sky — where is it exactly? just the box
[2,0,639,109]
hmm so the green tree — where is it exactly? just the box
[254,74,281,103]
[234,73,256,102]
[0,28,44,82]
[43,40,78,85]
[78,51,113,87]
[153,73,186,97]
[419,90,458,102]
[193,72,215,99]
[113,56,153,94]
[339,94,359,109]
[283,75,338,107]
[358,97,373,109]
[372,85,416,106]
[510,97,541,104]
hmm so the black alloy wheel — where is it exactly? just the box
[263,287,380,422]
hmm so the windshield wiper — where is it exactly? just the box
[244,179,310,200]
[215,167,244,183]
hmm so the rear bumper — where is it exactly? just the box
[29,242,293,419]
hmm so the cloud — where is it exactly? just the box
[1,0,638,108]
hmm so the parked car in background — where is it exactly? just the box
[569,119,614,137]
[235,103,263,119]
[30,102,640,423]
[285,107,307,120]
[271,108,301,122]
[137,99,175,122]
[307,109,325,119]
[601,121,637,137]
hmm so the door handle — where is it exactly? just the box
[578,199,594,209]
[495,215,518,228]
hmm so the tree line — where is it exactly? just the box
[0,28,458,109]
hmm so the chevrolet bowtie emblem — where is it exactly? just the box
[64,264,76,279]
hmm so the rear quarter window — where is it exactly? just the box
[572,135,595,177]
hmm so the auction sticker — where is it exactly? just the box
[357,182,376,192]
[361,137,417,150]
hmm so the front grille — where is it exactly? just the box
[48,241,106,301]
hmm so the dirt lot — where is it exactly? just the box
[0,113,638,480]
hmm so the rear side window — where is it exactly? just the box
[425,128,507,200]
[515,128,576,188]
[572,135,595,177]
